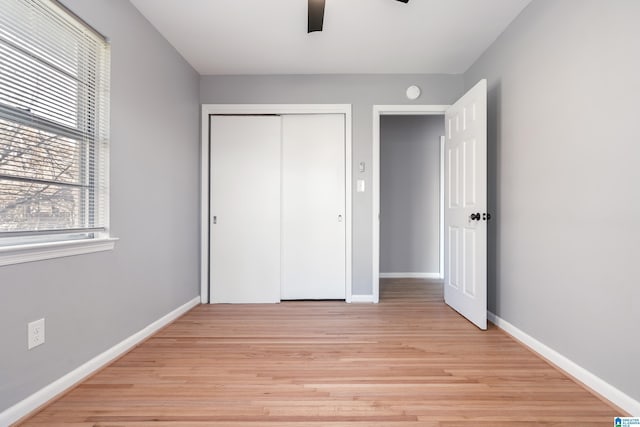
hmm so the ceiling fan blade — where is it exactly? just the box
[308,0,325,33]
[307,0,407,33]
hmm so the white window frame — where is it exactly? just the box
[0,0,116,266]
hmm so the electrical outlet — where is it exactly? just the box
[28,318,45,350]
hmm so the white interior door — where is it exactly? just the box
[281,114,346,300]
[210,116,281,303]
[444,79,488,329]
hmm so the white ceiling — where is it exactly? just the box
[129,0,531,75]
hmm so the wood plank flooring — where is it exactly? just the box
[19,279,621,426]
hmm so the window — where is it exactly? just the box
[0,0,113,262]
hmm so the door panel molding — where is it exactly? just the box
[443,79,488,330]
[201,104,353,304]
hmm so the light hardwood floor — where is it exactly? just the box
[19,279,621,426]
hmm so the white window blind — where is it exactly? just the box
[0,0,110,243]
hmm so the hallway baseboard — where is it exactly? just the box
[379,272,441,279]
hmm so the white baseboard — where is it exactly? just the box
[379,272,442,279]
[488,312,640,416]
[0,296,201,426]
[349,294,375,303]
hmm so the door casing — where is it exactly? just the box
[201,104,353,304]
[372,105,449,303]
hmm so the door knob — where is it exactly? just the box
[482,213,492,221]
[470,213,481,221]
[338,214,343,222]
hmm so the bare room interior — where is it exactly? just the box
[1,0,639,425]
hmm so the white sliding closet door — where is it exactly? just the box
[210,116,281,303]
[281,114,346,300]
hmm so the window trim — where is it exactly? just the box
[0,236,117,266]
[0,0,112,253]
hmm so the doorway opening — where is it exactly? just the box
[372,105,449,303]
[379,114,444,279]
[373,81,488,329]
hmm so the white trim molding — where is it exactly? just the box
[201,104,353,304]
[372,105,449,304]
[488,312,640,416]
[439,136,445,277]
[379,272,442,279]
[0,296,200,426]
[0,238,118,267]
[349,294,375,303]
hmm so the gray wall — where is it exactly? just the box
[380,115,443,274]
[200,74,464,294]
[0,0,200,412]
[465,0,640,402]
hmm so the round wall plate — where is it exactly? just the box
[406,85,421,100]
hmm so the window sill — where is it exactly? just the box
[0,237,118,267]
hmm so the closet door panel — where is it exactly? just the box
[209,116,281,303]
[281,114,346,300]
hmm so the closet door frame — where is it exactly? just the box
[200,104,353,304]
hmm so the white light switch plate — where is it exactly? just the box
[357,180,365,193]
